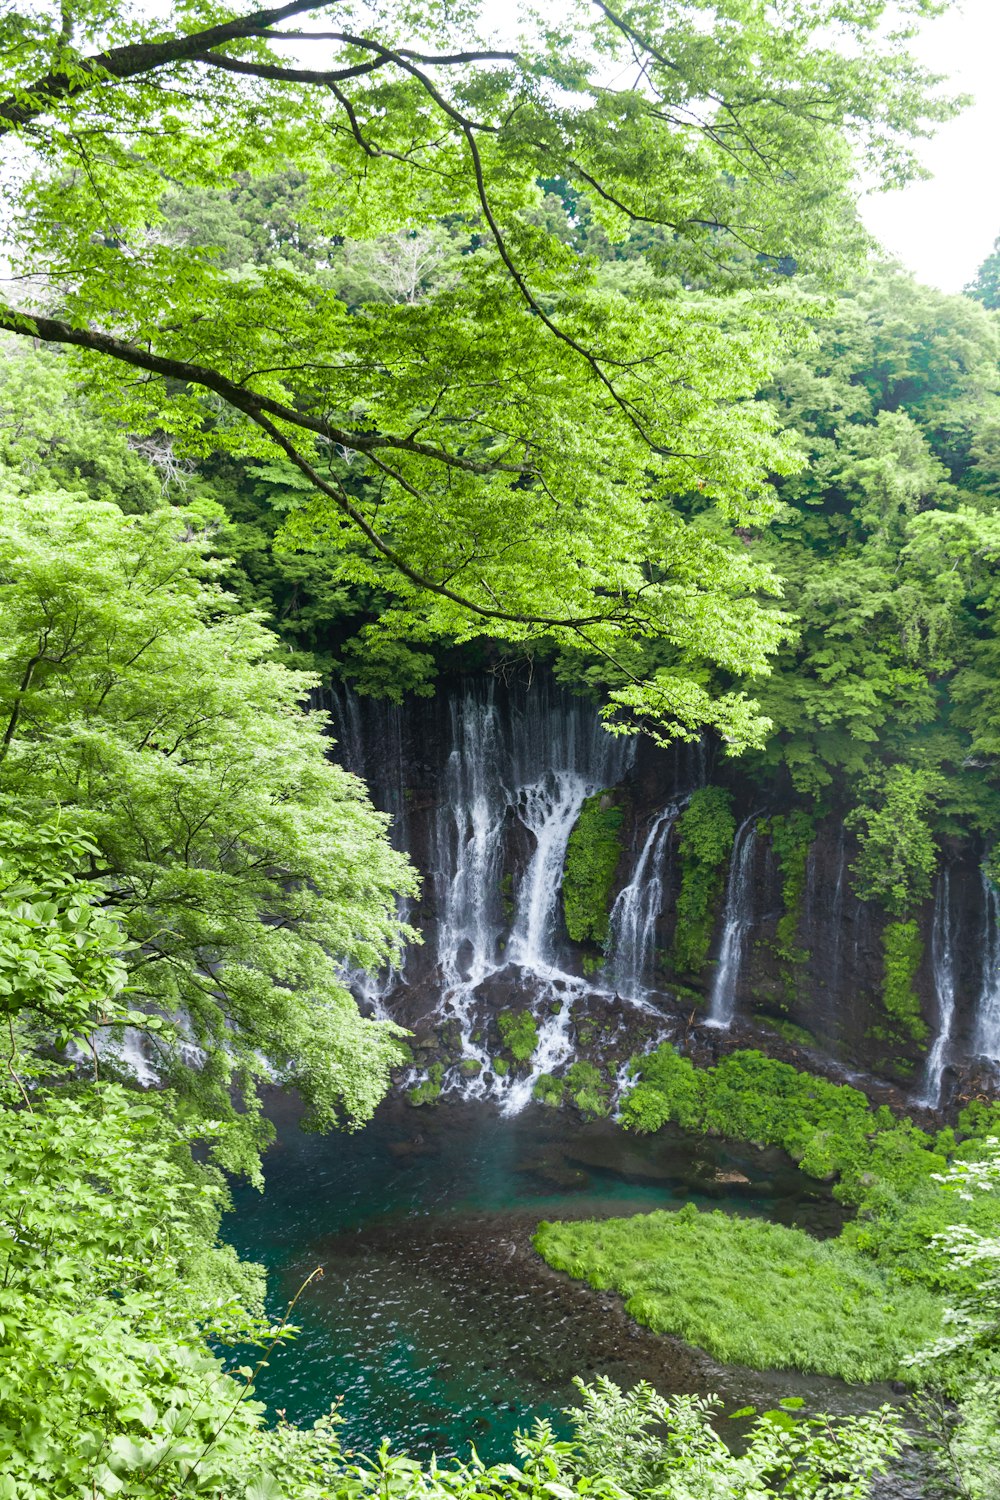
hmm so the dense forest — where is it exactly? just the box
[4,1,1000,1497]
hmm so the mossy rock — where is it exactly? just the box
[498,1008,539,1062]
[562,789,626,946]
[407,1062,444,1107]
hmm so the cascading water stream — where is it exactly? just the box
[705,815,758,1029]
[916,870,957,1109]
[427,680,637,1112]
[433,693,509,1084]
[974,869,1000,1064]
[606,802,684,1001]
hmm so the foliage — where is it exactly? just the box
[0,0,958,746]
[880,919,928,1043]
[533,1073,564,1108]
[587,1047,1000,1387]
[407,1062,445,1107]
[767,811,815,972]
[903,1143,1000,1500]
[250,1376,903,1500]
[0,1079,281,1499]
[0,488,415,1173]
[563,792,625,946]
[968,235,1000,310]
[498,1009,540,1064]
[670,789,736,974]
[847,767,941,915]
[564,1062,612,1119]
[534,1204,940,1382]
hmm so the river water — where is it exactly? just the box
[224,1095,895,1465]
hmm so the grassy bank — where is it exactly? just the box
[535,1205,940,1382]
[534,1046,1000,1382]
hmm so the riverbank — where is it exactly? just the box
[223,1093,898,1463]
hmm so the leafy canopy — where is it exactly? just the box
[0,487,416,1173]
[0,0,957,744]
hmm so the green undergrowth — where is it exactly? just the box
[535,1045,1000,1380]
[562,791,626,945]
[498,1008,539,1062]
[534,1205,941,1382]
[618,1046,1000,1283]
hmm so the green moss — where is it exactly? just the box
[534,1206,940,1382]
[882,919,928,1043]
[498,1008,539,1062]
[407,1062,444,1106]
[533,1073,564,1107]
[492,1056,510,1077]
[565,1060,611,1118]
[762,1017,815,1049]
[460,1058,482,1077]
[562,790,625,945]
[766,810,814,971]
[671,788,736,974]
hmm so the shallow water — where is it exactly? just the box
[223,1095,892,1464]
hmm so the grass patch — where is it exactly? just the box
[534,1204,941,1383]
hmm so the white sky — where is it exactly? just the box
[859,0,1000,292]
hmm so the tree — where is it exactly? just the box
[0,487,416,1171]
[0,0,957,745]
[968,236,1000,311]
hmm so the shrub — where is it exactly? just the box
[498,1009,539,1062]
[565,1061,611,1118]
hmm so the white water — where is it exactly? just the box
[428,681,645,1112]
[606,802,684,1001]
[975,869,1000,1063]
[705,815,758,1029]
[915,870,957,1109]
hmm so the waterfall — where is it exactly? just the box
[704,815,758,1029]
[606,802,683,1000]
[916,870,957,1109]
[428,679,635,1112]
[974,869,1000,1063]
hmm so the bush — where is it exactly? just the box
[498,1009,539,1062]
[565,1061,611,1118]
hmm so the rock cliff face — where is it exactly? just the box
[321,674,1000,1114]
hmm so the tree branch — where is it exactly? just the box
[0,307,530,477]
[0,0,320,135]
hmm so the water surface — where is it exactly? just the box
[224,1095,887,1463]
